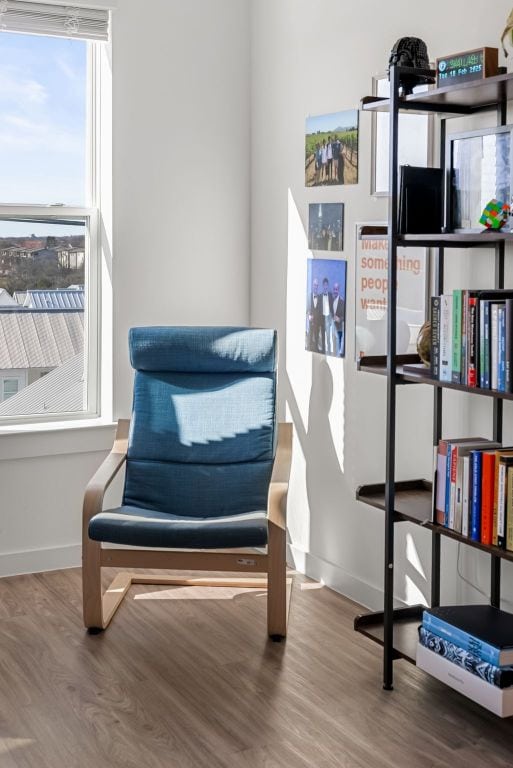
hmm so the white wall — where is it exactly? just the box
[0,0,251,576]
[250,0,513,611]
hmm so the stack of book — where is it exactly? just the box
[433,438,513,548]
[417,605,513,717]
[430,290,513,390]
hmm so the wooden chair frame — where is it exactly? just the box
[82,420,293,639]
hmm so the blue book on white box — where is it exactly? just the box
[423,606,513,667]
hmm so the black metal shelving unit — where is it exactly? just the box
[354,66,513,690]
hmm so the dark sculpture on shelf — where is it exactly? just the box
[388,37,435,95]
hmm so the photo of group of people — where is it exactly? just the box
[305,109,359,187]
[306,258,347,358]
[308,203,344,252]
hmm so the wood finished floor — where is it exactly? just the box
[1,570,513,768]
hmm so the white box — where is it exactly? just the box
[416,642,513,718]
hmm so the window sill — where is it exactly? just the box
[0,417,117,461]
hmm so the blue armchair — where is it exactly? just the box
[82,327,292,639]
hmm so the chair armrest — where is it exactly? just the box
[83,419,130,526]
[267,422,293,531]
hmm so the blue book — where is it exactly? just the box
[419,626,513,688]
[423,606,513,667]
[470,450,482,541]
[499,305,506,392]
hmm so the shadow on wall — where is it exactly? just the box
[283,356,345,560]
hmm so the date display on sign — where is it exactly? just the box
[436,47,498,87]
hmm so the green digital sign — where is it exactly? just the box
[437,50,485,86]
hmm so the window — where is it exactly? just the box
[0,4,109,424]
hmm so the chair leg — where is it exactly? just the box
[267,520,287,640]
[82,538,103,631]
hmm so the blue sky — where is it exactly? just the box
[0,31,86,234]
[306,109,358,136]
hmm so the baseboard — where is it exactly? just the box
[287,543,407,612]
[0,544,81,578]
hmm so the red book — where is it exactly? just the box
[481,451,496,545]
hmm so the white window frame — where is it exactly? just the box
[0,39,103,426]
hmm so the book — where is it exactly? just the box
[417,643,513,718]
[482,300,491,389]
[452,289,463,384]
[422,605,513,666]
[418,626,513,688]
[461,455,471,537]
[507,465,513,552]
[435,441,448,525]
[436,438,494,529]
[467,295,478,387]
[493,450,513,546]
[470,450,483,541]
[481,451,496,545]
[499,305,506,392]
[498,456,513,549]
[506,299,513,393]
[440,294,453,383]
[430,296,441,380]
[491,302,502,390]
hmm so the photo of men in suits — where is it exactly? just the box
[305,259,347,358]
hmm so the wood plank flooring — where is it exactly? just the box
[1,568,513,767]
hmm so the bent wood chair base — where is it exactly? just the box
[82,419,293,640]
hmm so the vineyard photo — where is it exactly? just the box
[305,109,359,187]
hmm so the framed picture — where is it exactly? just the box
[447,124,513,232]
[371,74,434,197]
[308,203,344,252]
[306,258,347,358]
[354,222,428,360]
[305,110,359,187]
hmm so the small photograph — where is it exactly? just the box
[308,203,344,252]
[305,109,359,187]
[306,258,347,358]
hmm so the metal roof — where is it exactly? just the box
[21,289,85,310]
[0,353,84,416]
[0,310,83,369]
[0,289,17,307]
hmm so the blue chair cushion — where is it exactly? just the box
[89,506,268,549]
[122,460,274,518]
[129,326,277,374]
[128,371,276,464]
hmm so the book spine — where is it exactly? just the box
[507,465,513,552]
[470,450,482,542]
[491,303,500,390]
[481,452,496,546]
[484,300,491,389]
[435,442,447,525]
[506,299,513,393]
[422,612,502,666]
[445,444,452,527]
[462,455,470,538]
[431,296,441,380]
[418,626,511,688]
[440,295,453,383]
[498,462,507,549]
[449,445,458,529]
[455,456,464,533]
[499,305,506,392]
[493,451,500,547]
[479,299,486,388]
[452,289,462,384]
[468,297,477,387]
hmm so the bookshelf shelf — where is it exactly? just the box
[361,71,513,116]
[358,355,513,401]
[356,481,513,564]
[354,605,423,664]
